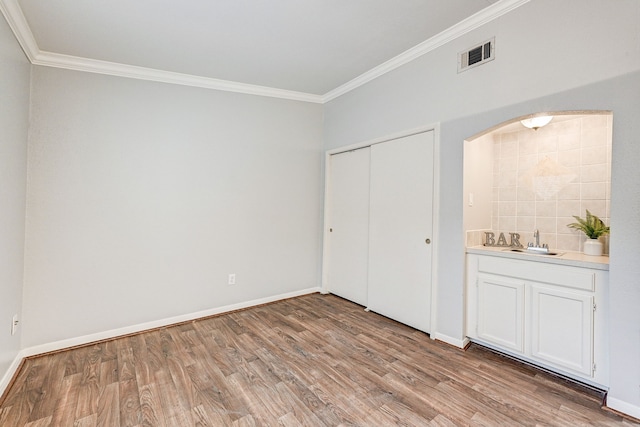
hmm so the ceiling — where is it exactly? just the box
[2,0,527,102]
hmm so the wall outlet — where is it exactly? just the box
[228,273,236,285]
[11,314,18,336]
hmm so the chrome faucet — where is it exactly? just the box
[528,229,549,253]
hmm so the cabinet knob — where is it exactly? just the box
[425,238,431,244]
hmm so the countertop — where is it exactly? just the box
[466,245,609,271]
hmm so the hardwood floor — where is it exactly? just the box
[0,293,637,426]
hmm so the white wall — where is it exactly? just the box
[0,14,29,381]
[463,133,493,232]
[22,66,324,347]
[323,0,640,416]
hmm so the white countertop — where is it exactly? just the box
[466,245,609,271]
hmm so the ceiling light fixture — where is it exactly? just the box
[520,115,553,130]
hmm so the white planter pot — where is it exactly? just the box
[583,239,603,256]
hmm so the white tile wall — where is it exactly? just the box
[491,115,611,253]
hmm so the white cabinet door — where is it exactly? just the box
[467,254,607,386]
[326,148,371,306]
[530,284,594,376]
[477,273,525,353]
[367,131,434,333]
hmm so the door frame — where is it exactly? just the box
[321,123,441,337]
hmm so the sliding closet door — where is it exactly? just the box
[326,148,371,306]
[368,131,434,333]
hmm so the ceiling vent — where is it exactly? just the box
[458,37,495,73]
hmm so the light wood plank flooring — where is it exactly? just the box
[1,293,637,426]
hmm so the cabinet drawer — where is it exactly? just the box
[478,256,595,291]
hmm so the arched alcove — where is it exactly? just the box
[463,111,612,253]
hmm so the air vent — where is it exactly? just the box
[458,37,495,73]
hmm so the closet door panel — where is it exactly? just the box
[368,131,434,332]
[326,148,371,306]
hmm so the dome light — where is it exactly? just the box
[520,116,553,130]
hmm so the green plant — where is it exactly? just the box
[567,209,610,239]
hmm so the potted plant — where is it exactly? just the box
[567,209,610,256]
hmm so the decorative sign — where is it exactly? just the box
[484,232,523,248]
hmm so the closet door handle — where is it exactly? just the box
[425,238,431,244]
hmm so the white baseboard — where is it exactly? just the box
[7,291,639,423]
[21,287,321,358]
[606,397,640,420]
[433,332,470,349]
[0,351,25,399]
[2,287,320,398]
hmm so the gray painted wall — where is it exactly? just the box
[324,0,640,150]
[0,14,29,378]
[323,0,640,413]
[22,66,324,347]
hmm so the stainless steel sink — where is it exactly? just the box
[504,248,564,256]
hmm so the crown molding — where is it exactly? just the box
[0,0,322,103]
[1,0,528,104]
[0,0,38,60]
[32,51,324,103]
[321,0,530,103]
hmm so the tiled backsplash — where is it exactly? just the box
[466,229,491,247]
[491,115,611,253]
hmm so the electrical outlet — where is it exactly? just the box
[11,314,18,336]
[228,273,236,285]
